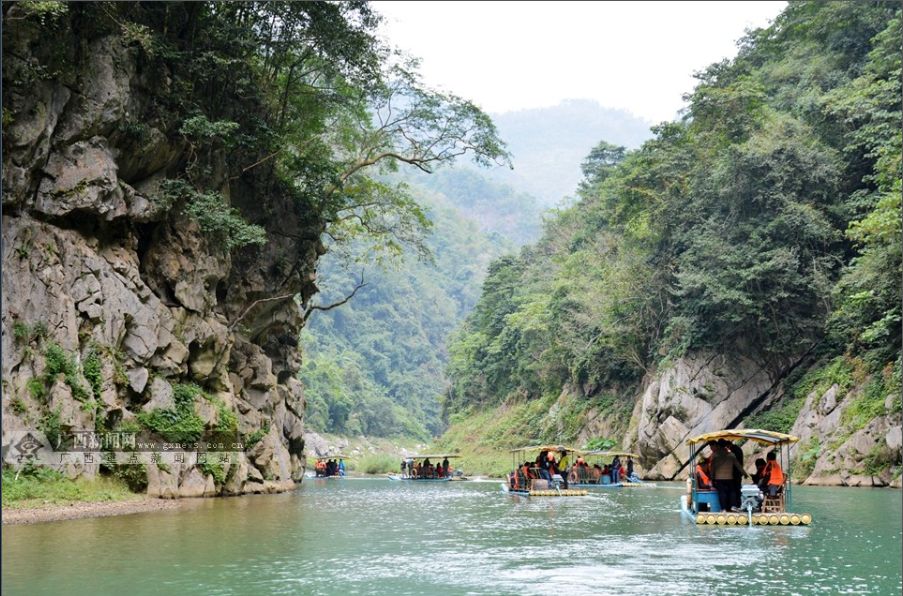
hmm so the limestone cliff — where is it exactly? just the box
[2,5,319,496]
[578,351,901,487]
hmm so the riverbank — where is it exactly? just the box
[2,498,184,526]
[1,468,171,525]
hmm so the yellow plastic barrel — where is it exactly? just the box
[726,514,737,525]
[779,514,790,525]
[768,515,779,525]
[790,515,801,525]
[801,513,812,525]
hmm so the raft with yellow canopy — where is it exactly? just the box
[679,428,813,527]
[501,445,588,497]
[569,450,647,488]
[387,454,463,481]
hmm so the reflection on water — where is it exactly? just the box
[3,479,901,595]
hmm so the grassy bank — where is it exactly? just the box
[2,468,139,510]
[305,433,426,475]
[430,405,537,478]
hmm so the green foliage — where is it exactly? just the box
[108,464,148,493]
[792,357,856,402]
[244,427,268,449]
[179,115,239,143]
[862,444,899,476]
[43,342,88,401]
[137,408,204,444]
[13,0,68,24]
[26,378,46,401]
[794,437,821,481]
[199,461,226,484]
[83,348,103,400]
[138,383,206,443]
[746,356,856,434]
[184,190,268,251]
[302,180,518,437]
[13,322,31,343]
[585,437,617,451]
[172,382,205,407]
[215,400,238,434]
[10,397,27,415]
[1,468,137,509]
[160,180,267,252]
[39,408,62,449]
[353,453,398,475]
[444,2,902,439]
[841,369,895,432]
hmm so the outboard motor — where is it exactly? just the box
[740,484,763,512]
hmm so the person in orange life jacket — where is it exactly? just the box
[760,451,784,496]
[695,457,712,489]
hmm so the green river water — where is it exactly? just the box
[2,479,901,595]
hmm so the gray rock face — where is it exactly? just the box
[1,10,319,499]
[624,352,774,479]
[607,351,902,486]
[791,380,901,487]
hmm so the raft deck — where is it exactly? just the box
[695,511,812,526]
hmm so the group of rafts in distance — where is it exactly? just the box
[313,428,812,528]
[499,429,811,526]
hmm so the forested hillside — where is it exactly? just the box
[442,1,902,485]
[301,172,543,438]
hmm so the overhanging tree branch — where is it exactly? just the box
[229,292,298,332]
[302,271,368,322]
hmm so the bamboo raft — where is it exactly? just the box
[695,512,812,526]
[528,489,588,497]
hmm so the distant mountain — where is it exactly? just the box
[301,175,528,438]
[401,167,544,246]
[485,99,653,205]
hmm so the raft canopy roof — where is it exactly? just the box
[407,454,461,459]
[509,445,582,453]
[315,454,352,460]
[686,428,799,446]
[583,450,640,458]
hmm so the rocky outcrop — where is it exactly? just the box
[623,352,776,479]
[790,382,901,487]
[609,351,901,485]
[1,6,318,496]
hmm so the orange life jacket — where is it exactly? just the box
[696,464,711,488]
[764,461,784,485]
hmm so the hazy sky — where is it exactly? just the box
[373,1,786,123]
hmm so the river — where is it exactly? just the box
[3,479,901,595]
